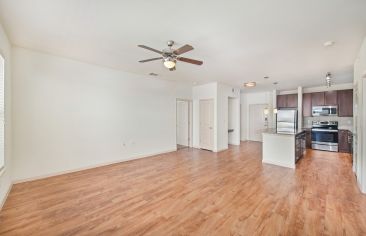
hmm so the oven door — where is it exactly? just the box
[311,129,338,152]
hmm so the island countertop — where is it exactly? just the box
[261,129,306,136]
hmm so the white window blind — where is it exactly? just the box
[0,55,4,169]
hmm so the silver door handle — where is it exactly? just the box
[311,129,338,133]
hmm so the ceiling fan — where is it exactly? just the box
[138,40,203,71]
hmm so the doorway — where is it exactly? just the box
[249,104,268,142]
[200,99,214,151]
[176,99,190,150]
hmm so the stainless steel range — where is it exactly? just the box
[311,121,338,152]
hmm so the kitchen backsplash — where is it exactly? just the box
[303,116,353,130]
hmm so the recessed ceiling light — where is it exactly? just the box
[324,41,335,47]
[244,82,256,87]
[264,76,269,79]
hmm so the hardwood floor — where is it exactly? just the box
[1,141,366,235]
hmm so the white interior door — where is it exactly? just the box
[200,99,214,150]
[249,104,267,142]
[176,100,189,146]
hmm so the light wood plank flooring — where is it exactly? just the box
[1,141,366,235]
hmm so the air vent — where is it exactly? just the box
[149,73,158,76]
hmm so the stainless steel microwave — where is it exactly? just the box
[312,106,338,116]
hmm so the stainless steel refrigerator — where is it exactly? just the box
[276,109,298,134]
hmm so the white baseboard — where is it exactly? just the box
[214,147,228,152]
[13,148,177,184]
[0,183,12,210]
[262,159,295,169]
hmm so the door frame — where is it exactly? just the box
[176,99,192,148]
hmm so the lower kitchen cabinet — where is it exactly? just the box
[338,130,352,153]
[305,129,312,149]
[295,131,306,162]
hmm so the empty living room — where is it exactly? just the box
[1,1,366,235]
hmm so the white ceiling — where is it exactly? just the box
[1,0,366,91]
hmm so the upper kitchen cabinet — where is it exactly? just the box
[338,89,353,117]
[277,95,287,108]
[311,92,325,106]
[286,94,298,108]
[311,91,338,106]
[324,91,338,105]
[277,94,298,108]
[302,93,312,117]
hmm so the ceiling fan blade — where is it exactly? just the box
[174,44,194,55]
[177,57,203,65]
[138,45,163,54]
[138,57,163,63]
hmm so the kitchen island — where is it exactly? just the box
[262,129,306,169]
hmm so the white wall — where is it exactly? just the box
[0,22,12,208]
[241,91,273,141]
[279,83,353,94]
[12,47,192,181]
[192,82,240,152]
[217,83,240,150]
[354,37,366,193]
[192,82,217,150]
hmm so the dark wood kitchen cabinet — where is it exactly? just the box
[277,94,298,108]
[277,95,287,108]
[311,91,338,106]
[338,130,352,153]
[324,91,338,105]
[302,93,312,117]
[286,94,298,108]
[305,129,312,149]
[311,92,325,106]
[338,89,353,117]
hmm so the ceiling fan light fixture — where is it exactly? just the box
[138,41,203,71]
[244,82,256,87]
[163,57,176,69]
[325,72,332,87]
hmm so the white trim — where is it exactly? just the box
[262,160,295,169]
[278,90,298,95]
[0,167,5,177]
[13,148,177,184]
[214,147,228,152]
[0,182,12,210]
